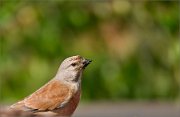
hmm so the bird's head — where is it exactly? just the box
[56,55,92,82]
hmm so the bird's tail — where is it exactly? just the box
[9,100,25,110]
[10,100,40,112]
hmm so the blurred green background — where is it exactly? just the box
[0,1,179,104]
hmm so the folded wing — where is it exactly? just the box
[23,79,73,111]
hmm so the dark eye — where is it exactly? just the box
[71,63,77,67]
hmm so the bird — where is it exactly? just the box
[10,55,92,116]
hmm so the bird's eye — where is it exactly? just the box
[71,63,77,67]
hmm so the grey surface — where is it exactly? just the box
[73,102,180,117]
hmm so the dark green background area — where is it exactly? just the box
[0,1,179,103]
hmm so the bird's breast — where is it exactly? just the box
[53,89,81,116]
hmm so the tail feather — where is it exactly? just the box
[10,100,26,110]
[10,100,40,112]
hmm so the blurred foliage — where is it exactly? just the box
[0,1,179,103]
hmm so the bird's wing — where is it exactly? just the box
[23,79,74,111]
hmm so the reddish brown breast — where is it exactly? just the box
[52,89,81,116]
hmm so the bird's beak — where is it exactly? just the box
[83,59,92,68]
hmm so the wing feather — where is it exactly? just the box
[24,79,73,111]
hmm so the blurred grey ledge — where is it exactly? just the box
[73,102,180,117]
[0,102,179,117]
